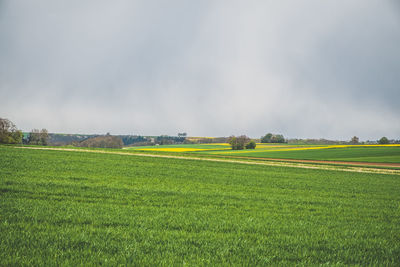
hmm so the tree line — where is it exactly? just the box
[24,129,49,145]
[260,133,286,143]
[0,118,49,145]
[1,118,398,148]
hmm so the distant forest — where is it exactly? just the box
[44,133,150,146]
[2,117,399,149]
[44,133,231,147]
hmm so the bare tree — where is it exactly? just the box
[350,136,359,144]
[28,129,40,145]
[40,129,49,145]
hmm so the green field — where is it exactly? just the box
[1,146,400,265]
[127,143,400,164]
[208,146,400,163]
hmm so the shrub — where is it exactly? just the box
[228,135,252,150]
[228,135,250,150]
[245,140,256,149]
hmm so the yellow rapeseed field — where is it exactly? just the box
[134,144,400,153]
[138,147,230,152]
[201,143,230,146]
[210,144,400,154]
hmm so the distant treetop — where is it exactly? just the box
[261,133,285,143]
[0,118,23,144]
[378,137,389,144]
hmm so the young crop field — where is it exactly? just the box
[1,145,399,265]
[127,143,400,164]
[208,145,400,164]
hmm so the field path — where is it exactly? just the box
[15,146,400,175]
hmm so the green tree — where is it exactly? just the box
[228,136,238,150]
[272,134,285,143]
[261,133,285,143]
[245,140,256,149]
[228,135,250,150]
[261,133,273,143]
[0,118,22,144]
[378,137,389,144]
[11,130,23,144]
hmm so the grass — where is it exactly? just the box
[210,146,400,163]
[126,143,400,164]
[1,146,400,265]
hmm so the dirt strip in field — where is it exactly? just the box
[15,146,400,175]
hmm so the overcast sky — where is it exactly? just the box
[1,1,399,140]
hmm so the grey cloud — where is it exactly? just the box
[0,0,399,140]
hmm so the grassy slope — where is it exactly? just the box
[207,146,400,163]
[1,146,399,265]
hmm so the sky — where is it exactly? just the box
[1,1,399,140]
